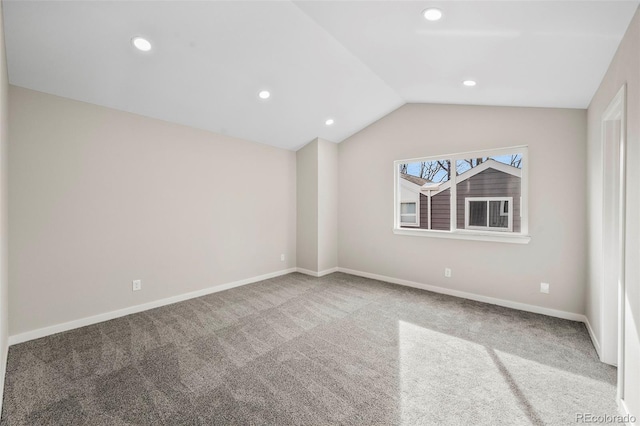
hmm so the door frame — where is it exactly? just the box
[600,83,626,400]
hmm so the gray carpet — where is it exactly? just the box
[0,272,617,425]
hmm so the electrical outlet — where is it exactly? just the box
[444,268,452,278]
[540,282,550,294]
[132,279,142,291]
[280,254,285,262]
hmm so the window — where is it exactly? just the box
[394,146,529,243]
[400,202,418,226]
[465,197,513,231]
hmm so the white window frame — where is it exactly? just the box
[465,197,513,232]
[400,202,419,227]
[393,145,530,244]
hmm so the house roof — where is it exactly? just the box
[400,173,430,186]
[423,159,522,196]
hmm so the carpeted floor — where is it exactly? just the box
[0,272,617,425]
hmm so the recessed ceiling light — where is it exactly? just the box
[132,36,152,52]
[463,80,477,87]
[258,90,271,100]
[422,8,443,21]
[325,118,335,126]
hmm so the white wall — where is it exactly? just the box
[587,7,640,419]
[338,103,587,315]
[0,0,9,411]
[8,86,297,336]
[296,139,318,272]
[317,138,338,272]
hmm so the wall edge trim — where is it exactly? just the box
[0,343,7,416]
[584,314,603,361]
[617,398,636,425]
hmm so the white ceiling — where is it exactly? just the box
[3,1,638,150]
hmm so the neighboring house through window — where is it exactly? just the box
[398,173,424,227]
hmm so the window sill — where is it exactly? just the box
[393,228,531,244]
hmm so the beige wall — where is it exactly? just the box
[296,139,318,272]
[296,138,338,274]
[338,103,587,314]
[317,138,338,272]
[8,86,297,335]
[0,1,9,411]
[587,8,640,418]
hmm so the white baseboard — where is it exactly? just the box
[618,398,637,425]
[296,267,338,277]
[583,315,602,360]
[8,267,297,346]
[0,342,7,416]
[337,267,586,322]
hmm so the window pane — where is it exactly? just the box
[401,203,416,214]
[489,201,508,228]
[398,161,450,230]
[400,215,417,224]
[456,155,522,232]
[468,201,487,226]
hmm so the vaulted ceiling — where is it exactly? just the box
[3,1,638,150]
